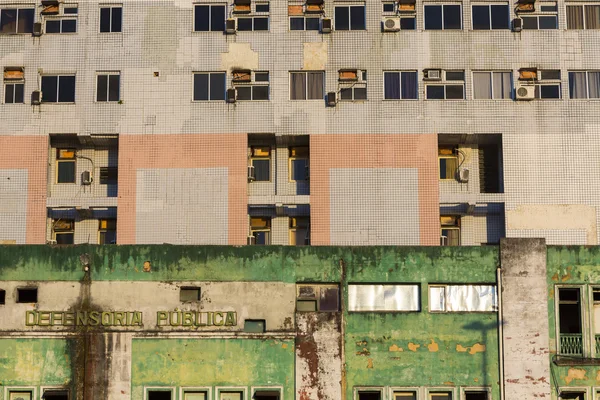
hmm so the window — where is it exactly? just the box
[348,284,420,312]
[289,146,309,181]
[567,4,600,29]
[45,5,78,34]
[429,284,498,312]
[17,287,37,303]
[521,2,558,29]
[53,219,74,244]
[384,71,418,100]
[472,4,509,29]
[98,219,116,244]
[244,319,266,332]
[424,4,461,29]
[473,71,512,99]
[440,215,460,245]
[56,148,76,183]
[559,392,586,400]
[289,9,321,31]
[297,284,339,311]
[4,68,24,104]
[220,391,243,400]
[250,146,271,181]
[383,2,416,29]
[426,70,464,100]
[99,167,118,184]
[193,72,226,101]
[41,75,76,103]
[250,217,271,245]
[0,8,34,34]
[148,391,172,400]
[357,390,382,400]
[519,69,561,99]
[180,287,201,302]
[234,71,269,101]
[334,4,366,30]
[100,5,122,32]
[194,4,226,31]
[339,70,367,101]
[183,392,208,400]
[430,392,452,400]
[464,391,489,400]
[569,71,600,99]
[8,391,33,400]
[394,392,417,400]
[253,390,280,400]
[42,390,69,400]
[438,147,458,180]
[0,289,5,304]
[96,73,120,102]
[290,217,310,245]
[290,71,324,100]
[557,287,583,355]
[237,3,270,31]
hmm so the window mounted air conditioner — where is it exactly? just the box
[327,91,337,106]
[226,88,237,103]
[31,90,41,105]
[382,17,401,32]
[321,18,332,33]
[81,170,92,185]
[33,22,43,36]
[458,168,469,183]
[424,69,442,80]
[515,84,535,100]
[512,17,523,32]
[226,18,237,34]
[248,165,255,181]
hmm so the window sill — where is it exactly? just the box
[44,32,79,35]
[191,100,226,103]
[382,98,419,101]
[41,102,76,104]
[553,355,600,366]
[0,32,34,35]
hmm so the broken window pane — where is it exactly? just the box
[320,287,339,311]
[348,284,420,312]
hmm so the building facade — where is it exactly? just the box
[0,239,599,400]
[1,0,599,246]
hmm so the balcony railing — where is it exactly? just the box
[559,334,583,355]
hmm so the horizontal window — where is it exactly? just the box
[472,3,509,29]
[290,16,321,30]
[384,71,418,100]
[41,75,76,103]
[348,284,420,312]
[0,8,34,34]
[334,4,366,30]
[237,16,269,31]
[569,71,600,99]
[567,4,600,29]
[194,4,226,31]
[424,4,461,30]
[193,72,226,101]
[473,71,512,99]
[429,284,498,312]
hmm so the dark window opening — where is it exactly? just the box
[479,143,503,193]
[96,74,120,102]
[254,391,280,400]
[244,319,266,333]
[41,76,76,103]
[194,5,226,32]
[17,287,37,303]
[100,6,122,33]
[425,4,461,29]
[42,390,69,400]
[194,72,226,101]
[4,82,24,104]
[358,392,381,400]
[148,391,172,400]
[465,392,488,400]
[180,287,201,302]
[0,8,34,33]
[99,167,118,185]
[0,289,5,304]
[335,5,365,30]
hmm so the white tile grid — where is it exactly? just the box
[507,229,587,245]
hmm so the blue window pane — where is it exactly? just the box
[401,72,418,99]
[384,72,401,99]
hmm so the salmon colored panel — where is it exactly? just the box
[118,134,247,245]
[310,134,439,246]
[0,136,48,244]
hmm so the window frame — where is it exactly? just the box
[289,216,310,246]
[354,387,384,400]
[4,387,37,400]
[296,283,339,311]
[55,148,77,184]
[389,387,420,400]
[52,219,75,244]
[424,3,463,30]
[145,387,176,400]
[41,74,77,103]
[250,216,271,245]
[334,4,367,31]
[472,70,513,100]
[440,215,461,246]
[98,219,116,245]
[215,387,247,400]
[555,285,588,356]
[288,146,309,181]
[568,70,600,100]
[44,4,78,34]
[250,145,272,182]
[520,1,558,29]
[438,146,458,180]
[425,70,465,100]
[471,3,510,30]
[428,284,498,313]
[427,387,457,400]
[460,387,492,400]
[289,14,321,31]
[40,387,71,400]
[250,386,282,400]
[383,71,419,100]
[289,71,325,100]
[179,388,212,400]
[99,4,123,33]
[193,4,227,32]
[338,70,367,101]
[192,71,226,102]
[348,283,421,312]
[96,71,121,102]
[3,80,24,104]
[236,15,270,31]
[233,71,270,101]
[0,7,35,34]
[557,388,590,400]
[566,4,600,29]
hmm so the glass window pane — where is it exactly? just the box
[383,3,395,12]
[384,72,400,99]
[473,72,492,99]
[427,85,445,99]
[56,233,74,244]
[256,4,270,12]
[255,72,269,82]
[252,159,270,181]
[62,19,77,33]
[569,72,587,99]
[58,161,76,183]
[443,5,462,29]
[446,85,464,99]
[45,20,61,33]
[58,76,76,102]
[320,287,339,311]
[540,84,560,98]
[401,72,418,99]
[340,87,353,100]
[425,5,443,29]
[307,72,323,99]
[335,7,350,30]
[254,17,269,30]
[14,83,24,103]
[17,8,34,33]
[237,17,253,31]
[539,15,557,29]
[522,16,538,29]
[491,4,509,29]
[585,5,600,29]
[350,6,365,30]
[354,87,367,100]
[290,17,304,30]
[236,86,252,100]
[195,5,210,31]
[0,9,17,33]
[97,75,108,101]
[253,230,270,245]
[306,17,320,30]
[588,72,600,99]
[253,85,269,100]
[446,70,465,80]
[5,84,14,103]
[472,5,490,30]
[400,17,416,29]
[112,7,123,32]
[100,8,111,32]
[108,75,120,101]
[210,73,225,100]
[193,74,209,101]
[41,76,58,102]
[567,5,584,29]
[291,158,308,181]
[290,73,307,100]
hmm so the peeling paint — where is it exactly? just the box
[408,342,420,352]
[469,343,486,354]
[367,358,373,369]
[427,339,439,352]
[388,344,403,352]
[456,344,468,352]
[564,368,587,384]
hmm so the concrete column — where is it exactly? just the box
[500,238,551,400]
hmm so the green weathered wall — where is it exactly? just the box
[131,338,295,399]
[0,338,73,398]
[343,246,501,398]
[547,247,600,394]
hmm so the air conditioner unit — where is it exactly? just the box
[327,91,337,106]
[321,18,332,33]
[247,236,256,245]
[225,18,237,34]
[458,168,469,183]
[515,84,535,100]
[33,22,43,36]
[31,90,41,105]
[512,17,523,32]
[226,88,237,103]
[81,171,92,185]
[424,69,442,80]
[247,165,255,181]
[382,17,401,32]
